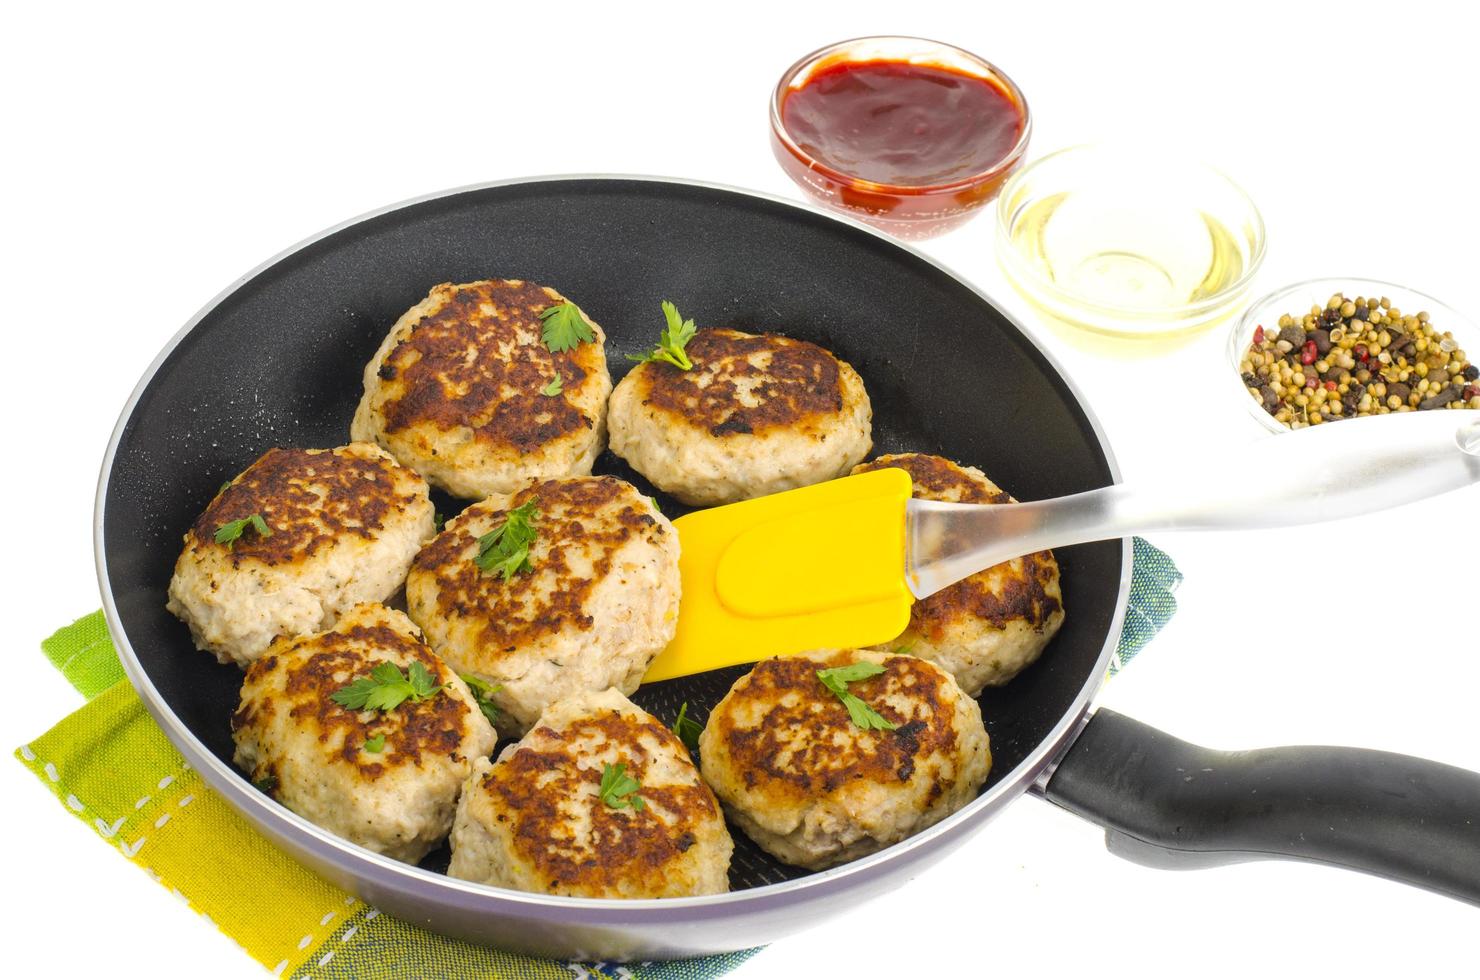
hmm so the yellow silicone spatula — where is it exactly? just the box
[641,411,1480,683]
[643,467,914,682]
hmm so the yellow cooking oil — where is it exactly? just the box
[1009,191,1247,314]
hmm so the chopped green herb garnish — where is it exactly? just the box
[459,673,503,727]
[434,511,446,532]
[253,773,279,796]
[647,495,662,514]
[598,762,645,811]
[363,733,386,753]
[330,661,442,712]
[474,500,539,580]
[538,302,595,353]
[818,661,887,686]
[540,373,564,397]
[673,702,703,755]
[894,641,915,655]
[627,301,697,371]
[215,513,271,548]
[219,480,233,494]
[816,662,898,732]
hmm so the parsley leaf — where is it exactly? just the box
[539,302,595,353]
[434,511,446,532]
[839,692,897,731]
[816,662,898,732]
[673,702,703,755]
[218,480,233,494]
[330,661,443,712]
[474,500,539,580]
[459,673,503,727]
[363,733,386,753]
[406,661,439,696]
[818,662,887,687]
[215,513,271,548]
[598,762,645,811]
[540,373,564,397]
[627,301,697,371]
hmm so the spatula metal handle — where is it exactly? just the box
[906,412,1480,599]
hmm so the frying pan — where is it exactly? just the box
[96,176,1480,961]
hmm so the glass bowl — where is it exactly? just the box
[1227,277,1480,433]
[769,36,1031,240]
[996,144,1266,338]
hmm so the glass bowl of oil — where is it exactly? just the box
[995,144,1266,338]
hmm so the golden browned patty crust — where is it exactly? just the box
[854,453,1065,693]
[640,329,849,435]
[166,443,435,667]
[231,603,495,862]
[405,476,680,734]
[448,688,732,897]
[607,328,872,505]
[188,445,422,564]
[351,279,611,499]
[699,649,990,870]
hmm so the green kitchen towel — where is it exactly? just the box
[17,538,1178,978]
[1113,537,1183,673]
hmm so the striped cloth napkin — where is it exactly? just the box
[16,538,1179,978]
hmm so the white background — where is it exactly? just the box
[3,1,1478,976]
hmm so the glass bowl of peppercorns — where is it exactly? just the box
[1229,278,1480,433]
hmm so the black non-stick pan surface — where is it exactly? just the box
[100,176,1123,891]
[99,177,1480,958]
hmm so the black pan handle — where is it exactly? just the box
[1042,709,1480,904]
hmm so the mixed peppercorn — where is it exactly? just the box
[1241,293,1479,429]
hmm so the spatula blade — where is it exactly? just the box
[642,468,914,682]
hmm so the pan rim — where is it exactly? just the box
[93,173,1131,918]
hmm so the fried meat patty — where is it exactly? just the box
[351,279,612,499]
[854,454,1065,693]
[607,328,872,506]
[699,649,989,870]
[166,442,435,668]
[231,603,496,863]
[405,476,680,735]
[448,688,732,897]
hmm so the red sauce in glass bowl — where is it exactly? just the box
[781,60,1024,187]
[770,38,1031,239]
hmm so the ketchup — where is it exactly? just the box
[780,60,1024,187]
